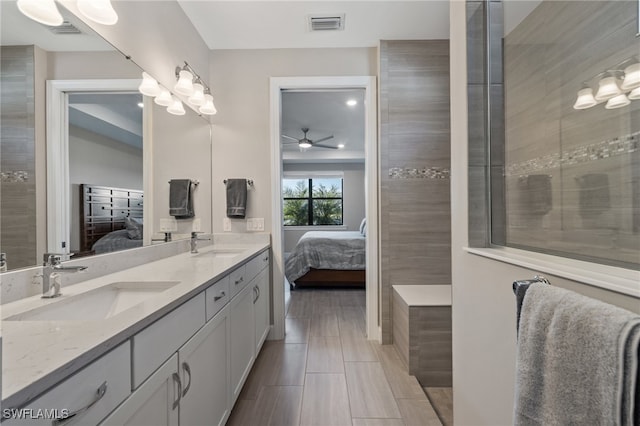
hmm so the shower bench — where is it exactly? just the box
[392,284,452,387]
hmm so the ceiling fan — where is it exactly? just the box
[281,127,337,149]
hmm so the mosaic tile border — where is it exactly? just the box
[506,131,639,177]
[0,171,29,183]
[389,167,450,179]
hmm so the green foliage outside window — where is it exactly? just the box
[283,178,343,226]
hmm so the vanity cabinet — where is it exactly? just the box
[4,342,131,426]
[229,281,256,405]
[253,267,270,351]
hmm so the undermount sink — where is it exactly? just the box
[196,248,245,258]
[5,281,180,321]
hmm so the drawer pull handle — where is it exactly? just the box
[235,277,244,285]
[51,381,107,426]
[182,362,192,397]
[263,256,268,262]
[214,291,226,302]
[253,286,259,303]
[172,372,182,410]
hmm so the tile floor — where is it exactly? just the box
[227,288,452,426]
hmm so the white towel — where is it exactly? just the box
[514,283,640,426]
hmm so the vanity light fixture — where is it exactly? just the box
[573,59,640,110]
[573,86,598,110]
[154,87,173,106]
[199,93,217,115]
[594,72,622,101]
[621,63,640,90]
[605,94,630,109]
[17,0,63,26]
[138,72,161,97]
[188,83,206,106]
[167,96,186,116]
[77,0,118,25]
[174,69,195,96]
[629,86,640,100]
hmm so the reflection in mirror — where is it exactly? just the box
[0,2,213,271]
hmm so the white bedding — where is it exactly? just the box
[284,231,366,284]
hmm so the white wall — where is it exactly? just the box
[68,125,143,251]
[208,48,376,234]
[282,162,366,252]
[449,3,640,425]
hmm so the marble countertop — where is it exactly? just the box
[1,240,269,409]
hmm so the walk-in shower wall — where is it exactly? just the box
[502,1,639,268]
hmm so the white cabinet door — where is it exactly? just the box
[100,354,180,426]
[178,306,230,426]
[229,283,255,405]
[253,268,270,352]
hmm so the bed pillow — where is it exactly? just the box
[362,222,367,237]
[125,217,143,240]
[359,218,367,235]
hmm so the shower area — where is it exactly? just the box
[469,0,640,271]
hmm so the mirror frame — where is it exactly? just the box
[46,79,146,255]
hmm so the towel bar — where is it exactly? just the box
[223,179,254,187]
[167,179,199,186]
[513,275,550,336]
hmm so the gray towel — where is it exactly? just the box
[226,179,247,218]
[169,179,194,218]
[514,283,640,426]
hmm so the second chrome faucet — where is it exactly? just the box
[41,253,87,298]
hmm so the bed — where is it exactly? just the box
[285,230,366,288]
[79,184,144,255]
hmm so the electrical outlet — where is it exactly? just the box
[246,218,264,232]
[192,218,201,232]
[160,218,177,232]
[223,218,231,232]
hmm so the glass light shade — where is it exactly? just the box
[628,86,640,100]
[573,87,597,110]
[17,0,63,26]
[299,141,312,149]
[594,75,621,101]
[138,72,161,97]
[199,94,217,115]
[188,84,206,106]
[77,0,118,25]
[174,70,194,96]
[167,97,186,116]
[621,63,640,90]
[604,94,630,109]
[154,87,173,106]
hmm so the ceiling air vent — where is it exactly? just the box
[48,21,82,35]
[309,14,345,31]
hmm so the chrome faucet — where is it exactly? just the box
[190,232,210,254]
[41,253,87,298]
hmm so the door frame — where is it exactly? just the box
[269,76,380,341]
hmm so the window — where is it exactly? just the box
[283,177,343,226]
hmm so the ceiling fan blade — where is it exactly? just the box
[281,134,299,142]
[312,135,334,144]
[282,140,299,145]
[313,143,339,150]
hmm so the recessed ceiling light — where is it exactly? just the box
[346,99,357,107]
[338,144,345,149]
[137,102,144,108]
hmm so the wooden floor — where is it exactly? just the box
[228,289,452,426]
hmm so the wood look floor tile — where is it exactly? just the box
[306,336,344,373]
[300,373,352,426]
[285,318,310,343]
[341,335,378,362]
[424,387,453,426]
[345,362,401,419]
[352,419,405,426]
[397,399,442,426]
[251,385,303,426]
[374,345,426,400]
[309,313,340,337]
[227,398,256,426]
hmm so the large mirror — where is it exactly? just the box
[0,2,212,271]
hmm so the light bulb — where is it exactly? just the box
[154,87,173,106]
[167,97,186,116]
[346,99,357,106]
[621,63,640,91]
[299,141,312,149]
[174,70,194,96]
[138,72,161,97]
[338,144,345,149]
[573,87,597,110]
[77,0,118,25]
[188,83,206,106]
[605,94,630,109]
[17,0,63,26]
[628,86,640,100]
[594,74,621,101]
[199,94,217,115]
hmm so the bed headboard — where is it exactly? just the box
[79,184,144,252]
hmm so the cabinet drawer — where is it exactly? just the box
[132,293,205,388]
[205,275,230,321]
[245,249,269,284]
[4,342,131,426]
[228,265,247,299]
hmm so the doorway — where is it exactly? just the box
[269,76,379,341]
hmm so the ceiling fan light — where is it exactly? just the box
[621,63,640,91]
[299,141,312,149]
[154,87,173,106]
[628,86,640,100]
[167,96,186,116]
[174,70,194,96]
[77,0,118,25]
[338,144,345,149]
[138,72,161,97]
[199,94,217,115]
[605,94,630,109]
[594,74,621,101]
[17,0,63,26]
